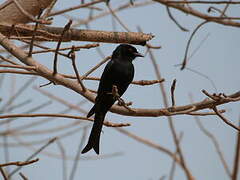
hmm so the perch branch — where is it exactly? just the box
[0,24,154,45]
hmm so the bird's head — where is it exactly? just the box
[112,44,144,61]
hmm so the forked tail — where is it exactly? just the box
[81,111,105,154]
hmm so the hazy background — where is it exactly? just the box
[0,0,240,180]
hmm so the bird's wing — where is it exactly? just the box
[96,60,115,99]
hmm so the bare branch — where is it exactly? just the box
[8,137,57,178]
[148,48,194,180]
[19,172,28,180]
[181,21,208,70]
[81,56,111,80]
[48,0,105,17]
[68,46,86,92]
[56,140,67,180]
[69,127,87,180]
[0,159,39,167]
[232,119,240,180]
[213,107,240,131]
[0,167,8,180]
[166,1,240,4]
[193,107,231,177]
[28,9,43,57]
[53,20,72,75]
[0,24,154,45]
[170,79,177,107]
[31,43,99,54]
[153,0,240,27]
[0,113,131,127]
[166,6,189,32]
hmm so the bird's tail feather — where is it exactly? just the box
[82,111,105,154]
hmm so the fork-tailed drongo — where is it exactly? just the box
[81,44,143,154]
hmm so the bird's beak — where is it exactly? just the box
[133,52,144,57]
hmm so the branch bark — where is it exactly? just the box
[0,24,153,45]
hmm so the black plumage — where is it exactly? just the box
[81,44,143,154]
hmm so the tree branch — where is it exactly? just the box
[0,32,239,118]
[153,0,240,27]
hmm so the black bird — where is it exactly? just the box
[81,44,143,154]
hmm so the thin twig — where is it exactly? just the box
[68,46,86,92]
[188,109,226,116]
[31,43,99,54]
[28,9,43,57]
[213,107,240,131]
[169,132,184,180]
[116,127,182,166]
[190,93,231,178]
[220,0,232,17]
[148,48,194,180]
[166,6,189,32]
[110,85,135,113]
[0,159,39,167]
[19,172,28,180]
[153,0,240,28]
[41,0,58,19]
[81,56,111,80]
[196,116,231,177]
[33,86,88,115]
[8,138,57,178]
[11,131,122,160]
[181,20,208,70]
[0,77,36,112]
[22,39,69,58]
[39,81,53,88]
[53,20,72,75]
[56,140,67,180]
[107,4,131,32]
[0,100,51,126]
[0,113,130,127]
[49,0,105,17]
[0,167,8,180]
[188,33,211,60]
[7,24,15,39]
[166,0,240,4]
[73,1,154,27]
[208,6,227,16]
[180,67,217,92]
[232,118,240,180]
[0,99,32,114]
[170,79,177,107]
[69,127,88,180]
[0,55,18,65]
